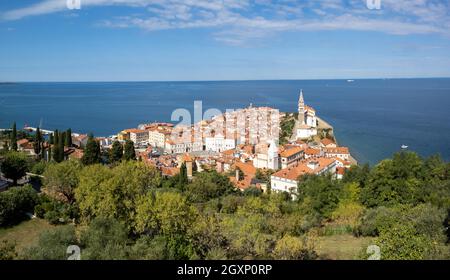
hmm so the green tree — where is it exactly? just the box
[331,182,365,229]
[43,160,81,203]
[375,222,434,260]
[65,129,72,147]
[297,174,341,218]
[75,161,161,229]
[135,191,197,236]
[57,131,65,162]
[361,152,423,207]
[186,171,235,203]
[33,127,42,156]
[21,225,78,260]
[30,160,48,175]
[243,186,263,197]
[0,185,38,226]
[1,151,28,185]
[255,169,274,185]
[80,217,129,260]
[188,214,227,258]
[273,234,317,260]
[123,140,136,161]
[47,145,52,162]
[342,163,370,186]
[109,141,123,163]
[10,122,17,151]
[81,134,101,165]
[129,235,169,260]
[179,163,188,186]
[52,130,62,162]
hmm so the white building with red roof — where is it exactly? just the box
[324,147,350,161]
[270,157,337,195]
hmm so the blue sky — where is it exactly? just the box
[1,0,450,81]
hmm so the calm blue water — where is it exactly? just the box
[0,79,449,165]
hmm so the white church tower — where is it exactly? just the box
[296,90,318,140]
[298,89,305,124]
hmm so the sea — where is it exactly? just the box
[0,78,449,165]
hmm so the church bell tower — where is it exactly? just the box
[298,90,305,125]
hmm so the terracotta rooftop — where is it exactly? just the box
[305,148,321,155]
[325,147,350,154]
[127,129,147,134]
[336,167,346,175]
[234,161,256,176]
[182,153,193,162]
[161,166,179,177]
[272,157,336,181]
[17,139,29,146]
[321,138,335,146]
[280,146,303,158]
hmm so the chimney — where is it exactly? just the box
[235,169,240,182]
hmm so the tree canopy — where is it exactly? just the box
[1,151,28,185]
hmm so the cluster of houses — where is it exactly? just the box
[3,91,355,196]
[113,91,353,196]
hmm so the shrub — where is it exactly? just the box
[0,185,38,226]
[21,225,78,260]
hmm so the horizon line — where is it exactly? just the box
[2,76,450,83]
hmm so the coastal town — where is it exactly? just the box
[1,91,355,195]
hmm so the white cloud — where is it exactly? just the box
[2,0,450,45]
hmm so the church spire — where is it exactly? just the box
[298,90,305,124]
[299,89,304,108]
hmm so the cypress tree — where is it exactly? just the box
[66,128,72,147]
[10,122,17,151]
[81,134,101,165]
[57,131,64,162]
[48,145,52,162]
[49,133,54,145]
[109,141,123,163]
[123,140,136,161]
[53,130,59,162]
[61,131,66,146]
[41,141,46,160]
[34,127,42,155]
[179,162,188,185]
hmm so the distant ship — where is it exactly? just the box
[401,145,408,149]
[347,79,355,83]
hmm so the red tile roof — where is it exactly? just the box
[321,138,335,146]
[272,157,335,181]
[325,147,350,154]
[280,146,303,158]
[305,148,320,155]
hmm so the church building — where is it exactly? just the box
[296,90,318,139]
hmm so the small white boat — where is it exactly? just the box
[401,145,408,149]
[347,79,354,82]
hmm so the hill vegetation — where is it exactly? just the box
[0,149,449,260]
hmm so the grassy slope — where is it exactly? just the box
[0,218,55,253]
[315,234,374,260]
